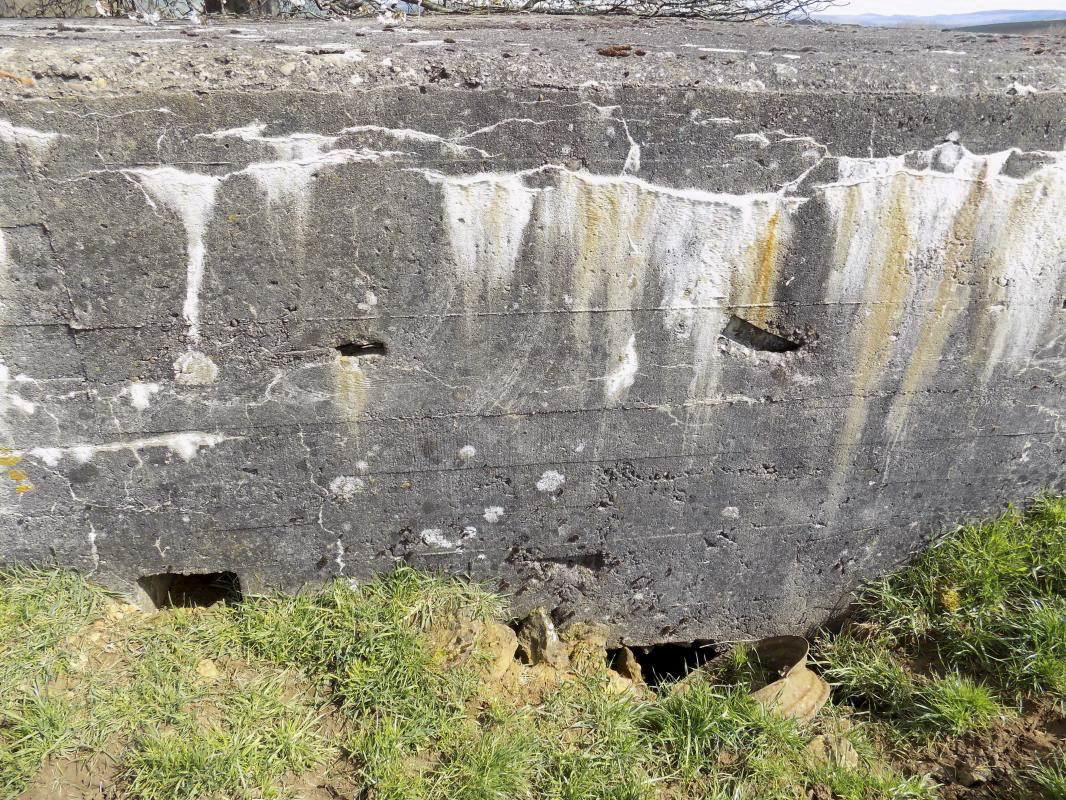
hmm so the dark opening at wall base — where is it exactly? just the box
[610,640,720,686]
[137,571,243,609]
[722,315,802,352]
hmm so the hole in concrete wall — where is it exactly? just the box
[137,571,242,610]
[614,641,718,686]
[722,315,801,353]
[336,340,387,358]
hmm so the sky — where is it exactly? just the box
[831,0,1066,14]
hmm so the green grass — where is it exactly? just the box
[0,693,87,797]
[1,496,1064,799]
[121,676,329,800]
[1026,752,1066,800]
[815,494,1066,744]
[0,567,108,702]
[849,494,1066,698]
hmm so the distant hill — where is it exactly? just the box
[956,17,1066,32]
[812,9,1066,28]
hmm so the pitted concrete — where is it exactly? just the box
[0,17,1064,644]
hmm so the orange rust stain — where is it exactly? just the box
[747,210,783,327]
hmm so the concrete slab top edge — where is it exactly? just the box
[1,16,1066,99]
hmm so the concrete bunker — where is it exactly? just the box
[0,17,1064,647]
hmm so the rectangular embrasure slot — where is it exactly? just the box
[722,315,801,353]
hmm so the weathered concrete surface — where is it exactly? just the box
[1,17,1065,644]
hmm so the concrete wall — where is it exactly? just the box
[1,17,1064,644]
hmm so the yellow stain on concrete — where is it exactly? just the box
[830,172,914,498]
[885,164,988,439]
[6,468,27,482]
[334,355,368,422]
[0,455,20,468]
[736,210,784,326]
[964,178,1039,385]
[831,188,862,273]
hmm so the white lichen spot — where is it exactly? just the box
[356,460,370,474]
[421,528,453,549]
[483,506,504,523]
[605,335,639,402]
[462,525,478,538]
[125,381,161,410]
[173,351,219,385]
[357,290,378,312]
[458,445,477,461]
[536,470,566,493]
[721,506,741,519]
[329,475,365,501]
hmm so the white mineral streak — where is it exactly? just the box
[434,172,537,314]
[126,167,222,344]
[0,235,36,432]
[23,432,238,466]
[199,124,398,216]
[199,124,340,159]
[430,166,794,416]
[820,142,1066,502]
[605,334,639,403]
[239,149,388,215]
[0,363,35,417]
[342,124,492,158]
[0,120,58,154]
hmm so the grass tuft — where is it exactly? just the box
[1026,751,1066,799]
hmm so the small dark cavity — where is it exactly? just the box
[536,552,605,571]
[336,341,387,358]
[722,314,802,353]
[138,571,242,609]
[618,641,719,686]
